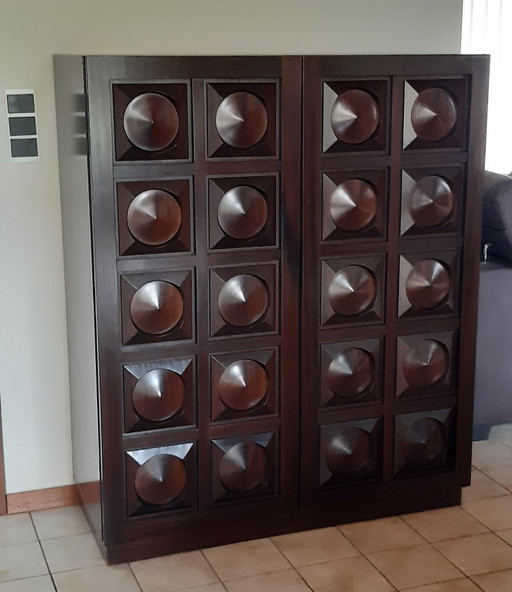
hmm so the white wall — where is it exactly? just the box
[0,0,463,494]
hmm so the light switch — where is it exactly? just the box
[5,90,39,161]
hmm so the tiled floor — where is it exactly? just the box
[3,425,512,591]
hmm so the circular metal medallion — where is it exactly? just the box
[411,88,457,142]
[328,266,376,316]
[402,418,446,465]
[407,176,454,228]
[218,274,269,327]
[219,442,269,493]
[219,360,268,411]
[328,348,374,397]
[123,93,179,152]
[218,186,268,239]
[403,340,448,389]
[130,281,184,335]
[330,179,378,231]
[127,190,182,245]
[215,92,268,149]
[326,427,373,477]
[133,369,185,422]
[405,260,450,310]
[134,454,187,505]
[330,89,379,144]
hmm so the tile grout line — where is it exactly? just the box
[29,511,59,592]
[126,562,145,592]
[476,468,512,492]
[334,523,406,591]
[198,538,295,584]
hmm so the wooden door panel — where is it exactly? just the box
[208,174,278,250]
[319,418,382,487]
[400,165,464,237]
[402,78,468,151]
[123,357,196,432]
[302,55,487,513]
[322,78,390,154]
[394,408,454,476]
[321,168,388,242]
[83,56,301,555]
[117,178,193,256]
[206,81,279,159]
[113,82,191,161]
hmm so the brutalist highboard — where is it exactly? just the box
[54,54,489,563]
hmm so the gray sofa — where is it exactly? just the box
[474,171,512,438]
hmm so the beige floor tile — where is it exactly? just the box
[224,569,310,592]
[130,550,219,591]
[340,516,424,554]
[271,527,359,567]
[462,469,509,502]
[0,576,55,592]
[172,586,226,592]
[499,438,512,449]
[489,423,512,440]
[0,514,37,548]
[472,440,512,470]
[202,538,290,581]
[53,564,140,591]
[463,495,512,530]
[472,568,512,591]
[298,555,394,592]
[0,542,48,583]
[497,528,512,545]
[41,533,104,573]
[434,532,512,575]
[401,579,481,591]
[401,506,488,541]
[31,506,90,540]
[366,543,462,589]
[482,465,512,491]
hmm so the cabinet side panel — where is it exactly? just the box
[54,56,102,537]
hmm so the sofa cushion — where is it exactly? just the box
[482,170,512,261]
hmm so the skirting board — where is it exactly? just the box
[7,484,79,514]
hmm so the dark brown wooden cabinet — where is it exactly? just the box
[54,54,488,563]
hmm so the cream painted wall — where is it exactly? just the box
[0,0,463,494]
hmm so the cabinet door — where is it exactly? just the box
[301,55,488,519]
[85,56,301,557]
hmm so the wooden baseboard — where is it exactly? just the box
[7,484,79,514]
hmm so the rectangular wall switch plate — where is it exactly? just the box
[5,89,39,162]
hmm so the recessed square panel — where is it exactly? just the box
[319,418,381,487]
[321,255,386,327]
[123,357,196,432]
[394,408,453,476]
[208,174,278,250]
[210,348,278,422]
[211,432,277,504]
[398,251,459,319]
[403,78,468,151]
[113,82,190,161]
[206,81,278,159]
[396,331,456,399]
[117,178,192,256]
[209,263,278,338]
[320,338,383,408]
[322,79,389,154]
[322,169,387,242]
[126,443,196,516]
[400,166,464,237]
[121,270,194,345]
